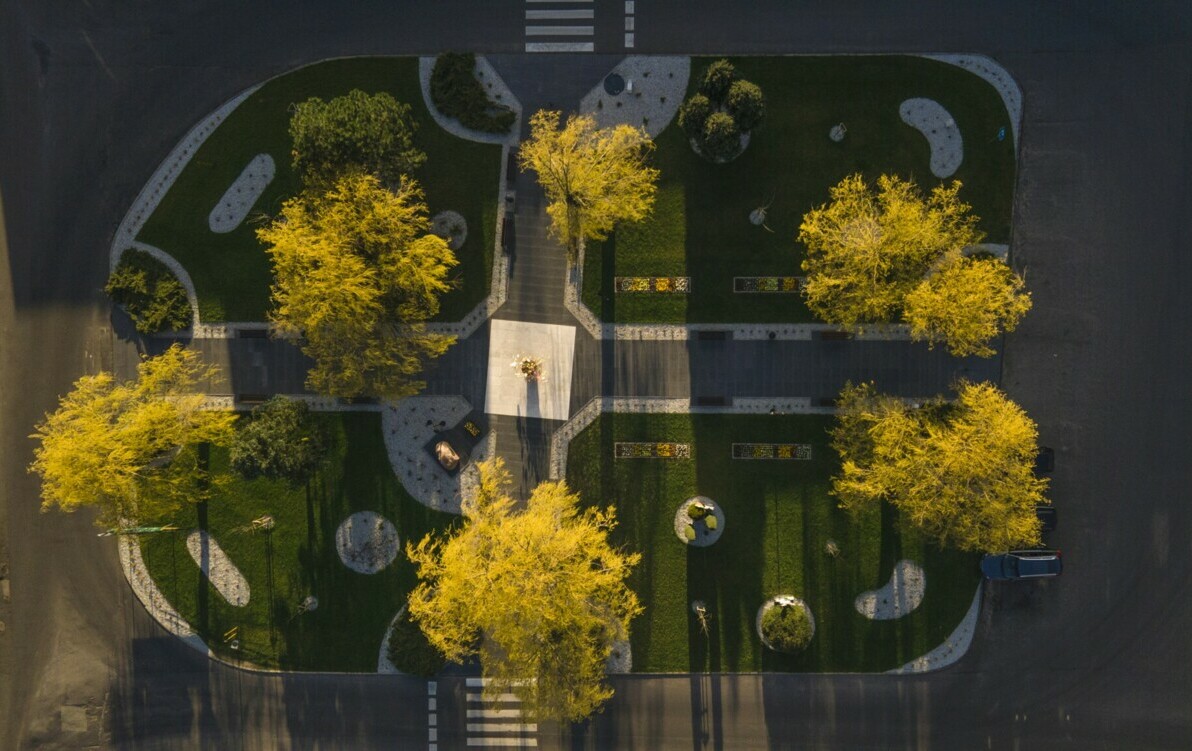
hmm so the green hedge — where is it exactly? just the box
[105,250,191,334]
[430,53,515,135]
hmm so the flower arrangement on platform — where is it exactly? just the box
[511,354,545,383]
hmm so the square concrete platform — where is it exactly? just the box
[484,319,576,420]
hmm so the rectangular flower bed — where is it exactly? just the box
[614,276,691,293]
[615,442,692,459]
[733,276,803,293]
[732,442,812,460]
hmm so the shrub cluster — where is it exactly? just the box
[761,602,813,652]
[430,53,516,135]
[677,59,766,161]
[105,250,191,334]
[386,613,448,678]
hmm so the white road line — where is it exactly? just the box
[468,692,522,702]
[467,723,539,733]
[525,25,594,35]
[526,9,593,19]
[525,42,595,52]
[466,740,538,748]
[625,0,635,11]
[625,32,635,48]
[467,709,525,719]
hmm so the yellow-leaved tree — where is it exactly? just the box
[518,109,660,256]
[799,174,983,329]
[29,345,236,528]
[407,459,642,723]
[258,172,457,398]
[904,254,1032,357]
[831,380,1047,553]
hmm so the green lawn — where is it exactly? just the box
[138,412,457,671]
[137,57,501,323]
[583,56,1018,324]
[565,413,981,672]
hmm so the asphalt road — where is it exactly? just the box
[2,1,1192,748]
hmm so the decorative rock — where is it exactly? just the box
[335,512,400,574]
[829,122,847,142]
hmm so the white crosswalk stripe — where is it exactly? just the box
[525,0,594,52]
[464,678,538,748]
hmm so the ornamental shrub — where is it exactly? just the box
[677,93,713,139]
[761,602,813,652]
[105,250,191,334]
[386,612,447,678]
[726,79,766,131]
[687,503,708,520]
[430,53,516,135]
[701,112,741,161]
[700,59,737,101]
[290,90,426,190]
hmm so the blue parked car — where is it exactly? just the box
[981,549,1063,580]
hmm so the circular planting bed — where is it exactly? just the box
[335,511,400,574]
[756,596,815,653]
[430,210,468,251]
[673,496,725,547]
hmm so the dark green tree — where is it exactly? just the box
[701,112,741,161]
[699,59,737,101]
[105,250,192,334]
[726,79,766,131]
[289,89,426,190]
[229,396,329,485]
[677,93,713,140]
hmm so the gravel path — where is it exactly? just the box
[900,97,963,178]
[208,153,275,233]
[382,396,493,515]
[185,530,250,607]
[854,559,925,620]
[579,56,690,137]
[924,54,1021,143]
[888,584,983,673]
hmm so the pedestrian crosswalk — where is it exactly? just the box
[525,0,594,52]
[465,678,538,747]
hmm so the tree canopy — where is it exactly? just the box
[258,172,457,398]
[831,381,1047,553]
[519,110,659,256]
[29,345,236,527]
[229,396,329,485]
[799,174,983,328]
[289,89,426,191]
[904,254,1032,357]
[407,459,641,723]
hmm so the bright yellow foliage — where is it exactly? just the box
[258,173,456,398]
[407,459,642,723]
[29,345,236,527]
[904,254,1032,357]
[832,381,1047,553]
[519,110,660,256]
[799,174,983,329]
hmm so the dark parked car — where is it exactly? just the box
[1034,446,1055,474]
[981,549,1063,580]
[1036,504,1058,533]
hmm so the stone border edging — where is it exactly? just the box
[417,56,522,147]
[922,54,1022,144]
[887,583,983,674]
[118,534,211,656]
[377,604,408,674]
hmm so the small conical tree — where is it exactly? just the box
[726,79,766,131]
[677,93,713,139]
[700,59,737,101]
[701,112,741,161]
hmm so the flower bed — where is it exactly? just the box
[732,442,812,460]
[614,276,691,293]
[733,276,803,293]
[615,442,692,459]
